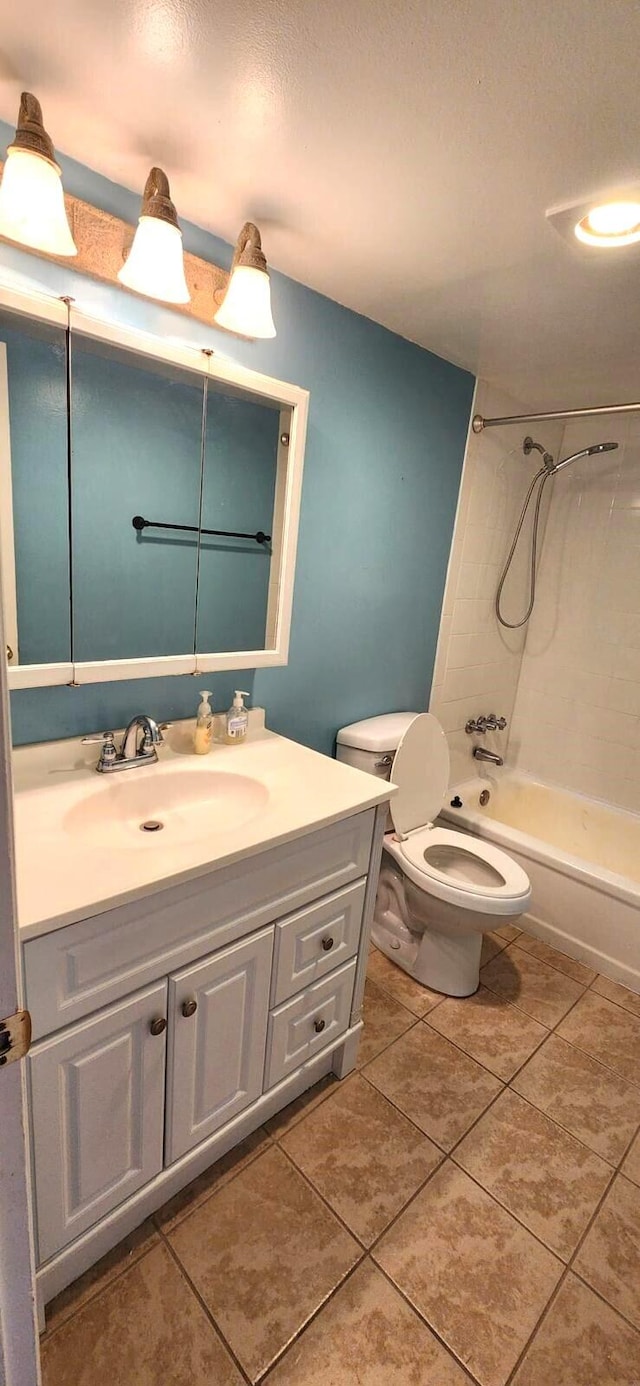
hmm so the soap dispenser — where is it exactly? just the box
[194,690,214,755]
[225,690,250,744]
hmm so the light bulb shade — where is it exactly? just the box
[118,216,190,304]
[215,222,276,338]
[214,264,276,337]
[0,146,77,256]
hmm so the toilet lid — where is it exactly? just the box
[390,713,450,835]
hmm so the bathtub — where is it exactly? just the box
[441,774,640,994]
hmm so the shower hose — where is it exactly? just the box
[495,465,551,629]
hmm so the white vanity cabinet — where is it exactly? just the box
[165,928,273,1163]
[22,802,388,1314]
[29,982,168,1264]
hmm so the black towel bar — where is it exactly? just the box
[132,515,270,544]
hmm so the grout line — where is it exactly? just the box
[253,1257,368,1384]
[152,1127,274,1235]
[160,1228,253,1385]
[274,1139,372,1254]
[39,1235,160,1346]
[371,1258,481,1385]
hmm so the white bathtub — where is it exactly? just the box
[441,774,640,994]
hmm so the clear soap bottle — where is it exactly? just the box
[225,690,250,744]
[194,690,214,755]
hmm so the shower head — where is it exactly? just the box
[551,441,619,474]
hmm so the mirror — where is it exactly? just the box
[195,383,283,655]
[0,302,71,674]
[0,287,308,688]
[70,335,204,663]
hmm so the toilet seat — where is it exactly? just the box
[386,713,531,917]
[395,825,531,914]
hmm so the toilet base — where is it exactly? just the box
[372,912,482,997]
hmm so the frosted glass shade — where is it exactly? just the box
[118,216,190,304]
[0,148,76,256]
[215,265,276,338]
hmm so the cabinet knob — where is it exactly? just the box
[149,1016,167,1036]
[181,998,197,1018]
[321,936,334,952]
[313,1017,326,1034]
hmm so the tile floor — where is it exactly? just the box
[40,925,640,1386]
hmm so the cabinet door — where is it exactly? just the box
[166,928,273,1164]
[29,981,167,1265]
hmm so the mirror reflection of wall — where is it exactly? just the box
[70,337,205,662]
[195,386,281,654]
[0,308,70,667]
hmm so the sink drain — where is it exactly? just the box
[140,819,164,833]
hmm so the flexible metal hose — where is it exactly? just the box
[495,465,551,628]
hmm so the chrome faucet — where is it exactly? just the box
[473,746,504,767]
[465,714,507,735]
[82,715,165,773]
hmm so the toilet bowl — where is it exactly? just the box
[336,712,531,996]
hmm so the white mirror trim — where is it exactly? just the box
[0,284,308,690]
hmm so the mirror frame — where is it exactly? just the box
[0,283,309,690]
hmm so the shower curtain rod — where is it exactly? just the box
[472,400,640,433]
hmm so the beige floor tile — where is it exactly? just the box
[426,985,548,1080]
[365,1023,502,1150]
[512,1033,640,1164]
[41,1243,243,1386]
[168,1145,360,1381]
[481,944,585,1026]
[356,979,416,1067]
[592,973,640,1019]
[280,1073,442,1245]
[155,1126,272,1231]
[264,1259,469,1385]
[265,1073,339,1138]
[573,1174,640,1329]
[493,924,522,942]
[557,991,640,1086]
[622,1131,640,1186]
[481,933,506,966]
[513,1273,640,1386]
[374,1161,562,1386]
[43,1219,159,1336]
[366,947,444,1015]
[454,1089,612,1260]
[514,934,597,985]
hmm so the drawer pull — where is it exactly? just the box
[181,998,198,1018]
[313,1017,326,1034]
[321,936,334,952]
[149,1016,167,1036]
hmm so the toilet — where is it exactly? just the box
[336,712,532,996]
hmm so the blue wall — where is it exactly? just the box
[2,131,474,754]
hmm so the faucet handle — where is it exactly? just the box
[81,731,118,770]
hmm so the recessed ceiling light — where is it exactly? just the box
[575,200,640,248]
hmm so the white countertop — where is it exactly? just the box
[13,714,394,940]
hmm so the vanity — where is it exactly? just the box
[0,277,392,1324]
[13,717,392,1319]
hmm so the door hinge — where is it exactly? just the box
[0,1010,32,1067]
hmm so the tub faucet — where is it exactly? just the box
[473,746,503,767]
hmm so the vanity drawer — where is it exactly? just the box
[271,880,365,1006]
[23,810,374,1039]
[265,958,356,1089]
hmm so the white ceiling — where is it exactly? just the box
[1,0,639,408]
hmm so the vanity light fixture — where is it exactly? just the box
[214,221,276,338]
[0,92,77,256]
[118,167,190,304]
[574,199,640,248]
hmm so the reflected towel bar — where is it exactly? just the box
[132,515,271,544]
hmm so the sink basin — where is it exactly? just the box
[63,768,269,849]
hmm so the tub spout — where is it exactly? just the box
[473,746,503,767]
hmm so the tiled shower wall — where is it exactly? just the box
[509,414,640,812]
[430,382,562,785]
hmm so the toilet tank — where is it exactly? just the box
[336,712,419,781]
